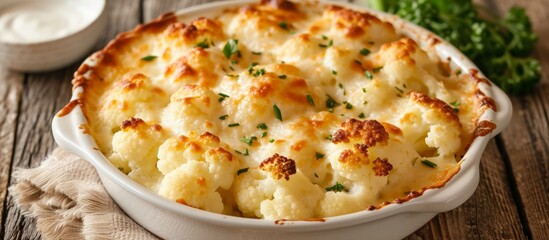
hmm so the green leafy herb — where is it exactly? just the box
[360,48,371,56]
[141,55,157,61]
[253,68,266,77]
[279,21,290,30]
[450,100,460,112]
[306,95,315,106]
[237,168,249,175]
[257,123,268,130]
[273,104,282,121]
[326,95,339,108]
[278,74,287,79]
[365,70,373,79]
[325,182,347,192]
[248,62,259,74]
[369,0,541,94]
[226,74,239,78]
[322,35,328,40]
[261,132,267,138]
[358,113,365,118]
[251,51,262,55]
[223,39,239,59]
[345,102,353,109]
[421,159,437,168]
[315,152,325,159]
[326,134,333,140]
[218,93,229,102]
[332,69,338,75]
[196,38,210,49]
[362,88,367,93]
[373,66,383,73]
[235,148,249,156]
[241,136,257,146]
[269,139,275,143]
[228,123,240,127]
[395,86,404,94]
[219,115,228,120]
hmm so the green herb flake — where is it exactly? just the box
[218,93,230,102]
[237,168,249,175]
[228,123,240,127]
[306,95,315,106]
[322,35,328,40]
[450,100,460,113]
[345,102,353,109]
[261,132,267,138]
[251,51,262,55]
[257,123,268,130]
[235,148,249,156]
[241,136,257,146]
[332,69,338,75]
[421,159,437,168]
[141,55,157,61]
[253,68,266,77]
[269,139,275,143]
[363,100,368,105]
[373,66,383,73]
[360,48,371,56]
[365,70,373,79]
[247,62,259,74]
[325,182,347,192]
[326,95,338,108]
[273,104,282,121]
[223,39,239,59]
[195,38,210,49]
[328,39,333,47]
[314,173,319,178]
[226,74,239,78]
[358,112,365,118]
[219,115,228,120]
[315,152,325,159]
[319,43,328,48]
[395,86,404,94]
[278,74,287,79]
[326,134,333,140]
[278,21,289,30]
[362,88,367,93]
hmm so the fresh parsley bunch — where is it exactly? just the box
[369,0,541,94]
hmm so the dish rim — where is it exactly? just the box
[52,0,513,231]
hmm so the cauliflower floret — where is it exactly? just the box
[233,154,323,220]
[157,132,240,211]
[158,161,223,213]
[161,85,221,136]
[317,191,366,217]
[110,118,166,189]
[276,34,324,63]
[399,92,462,157]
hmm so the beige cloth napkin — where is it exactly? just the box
[10,147,159,240]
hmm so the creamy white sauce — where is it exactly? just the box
[0,0,95,43]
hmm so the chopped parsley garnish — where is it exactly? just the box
[362,88,367,93]
[251,51,262,55]
[218,93,230,102]
[345,102,353,109]
[315,152,325,159]
[326,134,333,140]
[278,74,287,79]
[141,55,157,61]
[450,101,460,113]
[223,39,239,59]
[365,70,373,79]
[395,86,404,94]
[228,123,240,127]
[219,115,228,120]
[257,123,268,130]
[226,74,239,78]
[253,68,266,77]
[319,39,334,48]
[235,148,249,156]
[421,159,437,168]
[241,136,257,146]
[322,35,328,40]
[456,69,462,76]
[363,100,368,105]
[195,38,210,49]
[278,21,289,30]
[319,43,328,48]
[273,104,282,121]
[338,83,344,89]
[373,66,383,73]
[332,69,338,75]
[306,95,315,106]
[237,168,249,175]
[269,139,275,143]
[314,173,319,178]
[326,95,339,108]
[247,62,259,74]
[360,48,371,56]
[358,113,365,118]
[261,132,267,138]
[325,182,347,192]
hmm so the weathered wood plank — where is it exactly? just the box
[0,69,23,229]
[405,140,526,239]
[481,0,549,239]
[1,1,142,239]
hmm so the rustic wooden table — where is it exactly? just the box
[1,0,547,239]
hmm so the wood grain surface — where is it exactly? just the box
[1,0,547,239]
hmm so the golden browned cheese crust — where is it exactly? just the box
[69,0,496,220]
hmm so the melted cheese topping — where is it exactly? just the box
[77,0,488,220]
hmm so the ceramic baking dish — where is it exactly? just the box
[52,1,512,239]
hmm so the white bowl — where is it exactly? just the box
[0,0,107,72]
[52,1,513,239]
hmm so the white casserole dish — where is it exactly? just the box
[52,1,513,239]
